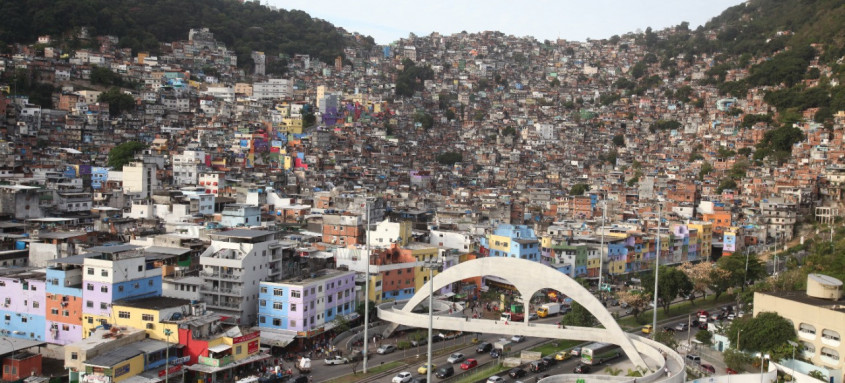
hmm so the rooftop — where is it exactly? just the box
[758,290,845,313]
[113,296,191,311]
[210,229,276,239]
[84,346,144,368]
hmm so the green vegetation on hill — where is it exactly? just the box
[0,0,370,66]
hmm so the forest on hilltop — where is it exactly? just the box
[0,0,374,66]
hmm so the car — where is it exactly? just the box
[486,376,505,383]
[411,377,427,383]
[490,348,502,358]
[528,312,539,321]
[410,338,427,347]
[460,359,478,370]
[447,353,465,364]
[476,342,493,353]
[574,364,592,373]
[726,368,739,375]
[642,324,653,334]
[686,354,701,364]
[663,326,676,333]
[700,364,716,374]
[417,363,435,374]
[620,301,629,308]
[288,376,309,383]
[511,335,526,343]
[555,351,571,361]
[432,334,445,342]
[377,345,396,354]
[542,356,557,366]
[508,368,528,378]
[529,360,548,373]
[392,372,412,383]
[727,313,736,321]
[435,365,454,379]
[323,355,349,365]
[570,347,582,356]
[675,323,689,331]
[698,321,709,330]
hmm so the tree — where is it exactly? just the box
[723,348,752,371]
[677,262,715,302]
[654,329,678,349]
[642,266,693,313]
[612,134,625,147]
[561,302,595,327]
[717,253,765,291]
[570,183,589,196]
[707,267,733,300]
[696,329,713,346]
[107,141,146,169]
[98,87,136,115]
[617,290,651,321]
[436,151,462,166]
[413,112,434,130]
[726,312,796,354]
[808,370,826,381]
[444,109,456,121]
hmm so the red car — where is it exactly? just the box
[460,359,478,370]
[726,368,738,375]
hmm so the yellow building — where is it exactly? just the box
[280,117,303,134]
[110,297,189,341]
[754,274,845,378]
[687,221,713,261]
[488,234,511,255]
[82,349,145,383]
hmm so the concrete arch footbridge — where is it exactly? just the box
[377,257,686,382]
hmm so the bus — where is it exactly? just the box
[580,342,621,365]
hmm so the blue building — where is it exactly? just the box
[258,269,356,334]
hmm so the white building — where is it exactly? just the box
[122,160,158,199]
[253,79,292,100]
[429,229,474,252]
[199,229,293,324]
[172,150,206,186]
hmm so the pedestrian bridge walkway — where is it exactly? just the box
[377,257,687,383]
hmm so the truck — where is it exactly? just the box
[295,357,311,373]
[494,339,512,354]
[537,303,562,318]
[500,311,524,322]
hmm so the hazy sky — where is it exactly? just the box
[268,1,746,44]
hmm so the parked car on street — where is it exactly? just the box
[460,359,478,370]
[447,353,465,364]
[377,345,397,354]
[392,372,412,383]
[323,355,349,365]
[574,364,592,373]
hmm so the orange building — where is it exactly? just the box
[703,210,732,235]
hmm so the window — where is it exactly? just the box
[134,283,139,289]
[138,265,143,272]
[273,302,283,310]
[100,303,107,310]
[822,329,841,342]
[86,301,93,308]
[290,303,297,311]
[3,314,9,321]
[821,347,839,360]
[87,317,93,324]
[291,290,301,298]
[235,345,242,354]
[101,270,108,277]
[118,311,131,319]
[87,284,94,291]
[71,352,78,360]
[87,268,94,275]
[51,308,58,315]
[272,318,281,326]
[118,286,124,292]
[289,320,296,327]
[100,286,108,293]
[260,287,267,294]
[142,314,154,321]
[33,301,39,308]
[148,280,153,286]
[62,310,69,317]
[259,300,266,307]
[273,289,283,296]
[62,324,69,331]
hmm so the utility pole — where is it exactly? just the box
[652,202,661,339]
[362,197,371,373]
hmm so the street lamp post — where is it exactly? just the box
[0,331,15,367]
[164,328,172,383]
[759,353,770,383]
[598,201,607,303]
[652,202,662,338]
[423,260,442,383]
[363,197,371,373]
[787,340,798,371]
[737,329,742,350]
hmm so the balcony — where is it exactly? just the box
[206,300,241,310]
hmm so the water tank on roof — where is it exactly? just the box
[807,274,843,300]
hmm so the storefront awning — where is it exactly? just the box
[259,330,296,348]
[208,344,232,353]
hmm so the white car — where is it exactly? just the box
[392,371,412,383]
[323,355,349,365]
[447,352,466,363]
[487,376,505,383]
[377,345,397,354]
[511,335,526,343]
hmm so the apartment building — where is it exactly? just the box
[257,269,356,334]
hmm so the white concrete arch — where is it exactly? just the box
[378,257,648,368]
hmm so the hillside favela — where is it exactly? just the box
[1,0,845,383]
